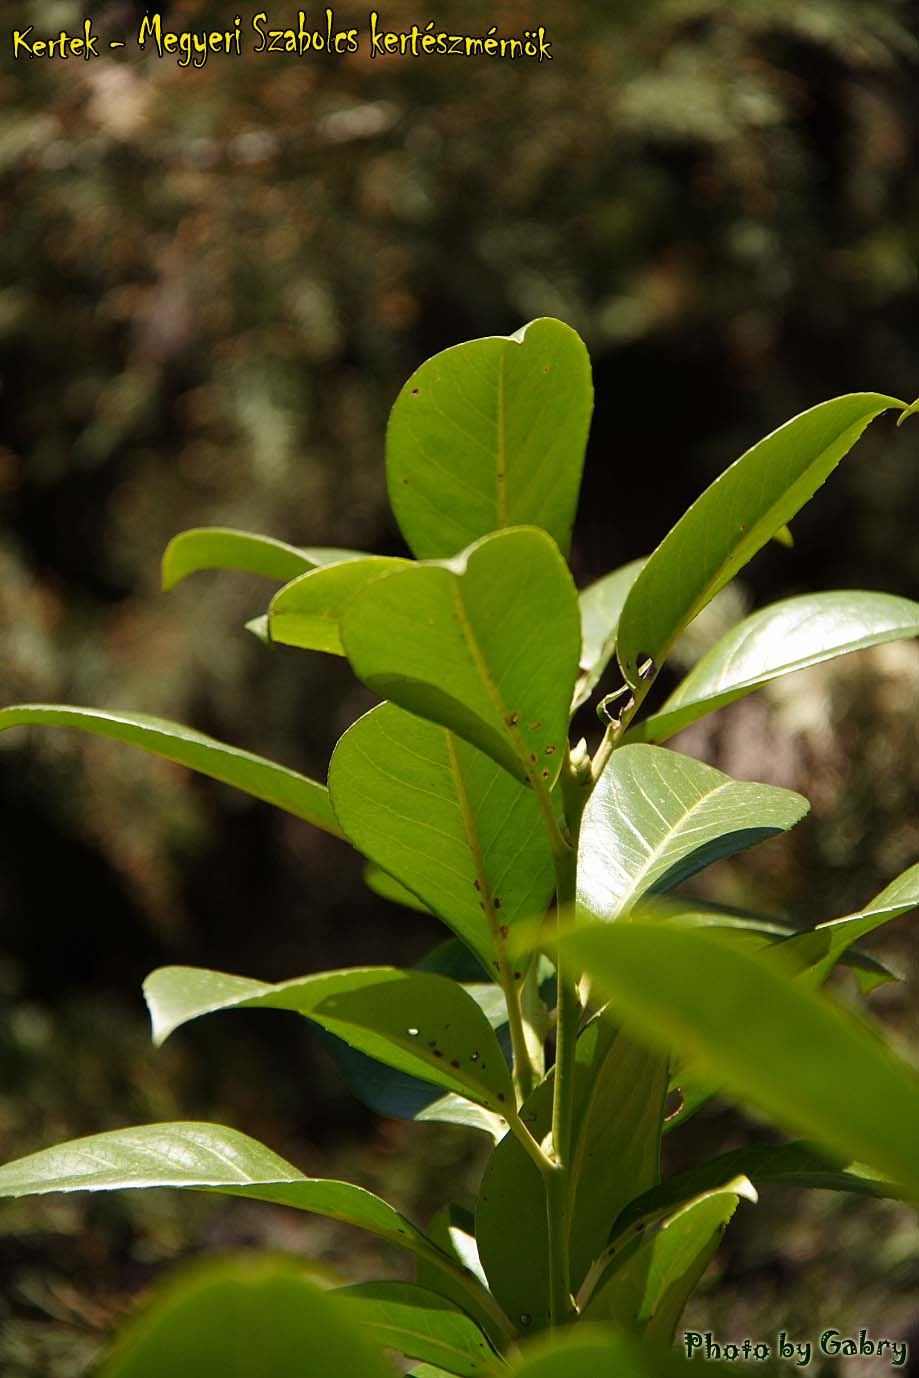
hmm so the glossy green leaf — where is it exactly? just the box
[161,525,363,590]
[144,965,514,1116]
[98,1256,394,1378]
[475,1017,666,1331]
[341,528,580,790]
[329,704,555,970]
[616,394,904,688]
[560,923,919,1195]
[417,1204,507,1349]
[614,1141,903,1242]
[776,861,919,988]
[0,705,341,837]
[573,558,645,711]
[387,318,592,561]
[577,745,808,921]
[269,557,412,656]
[338,1283,506,1378]
[0,1122,445,1267]
[585,1180,754,1338]
[630,591,919,744]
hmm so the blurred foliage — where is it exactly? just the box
[2,0,919,1372]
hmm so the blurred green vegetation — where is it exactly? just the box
[2,0,919,1372]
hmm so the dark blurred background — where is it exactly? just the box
[2,1,919,1372]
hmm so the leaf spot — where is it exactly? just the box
[411,387,420,396]
[506,711,520,727]
[493,898,502,910]
[527,721,542,731]
[433,1050,444,1058]
[450,1059,461,1069]
[520,1314,532,1327]
[499,923,509,939]
[407,1028,419,1037]
[544,745,556,756]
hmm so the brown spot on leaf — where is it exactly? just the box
[506,711,520,727]
[499,924,509,939]
[544,745,556,756]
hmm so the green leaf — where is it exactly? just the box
[144,965,515,1116]
[338,1283,507,1378]
[0,1122,445,1269]
[98,1256,394,1378]
[509,1328,734,1377]
[269,557,412,656]
[364,864,433,913]
[341,528,581,790]
[161,526,364,590]
[387,318,593,561]
[616,394,904,688]
[0,705,341,837]
[614,1141,904,1241]
[475,1017,666,1332]
[584,1180,755,1339]
[573,559,645,711]
[775,861,919,989]
[629,591,919,744]
[559,922,919,1195]
[329,704,555,971]
[577,745,808,921]
[417,1204,507,1349]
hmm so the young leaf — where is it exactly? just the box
[161,526,364,590]
[329,704,555,972]
[573,558,646,711]
[144,965,515,1116]
[577,745,808,922]
[629,591,919,744]
[584,1180,756,1338]
[387,318,593,561]
[268,557,412,656]
[98,1256,395,1378]
[559,922,919,1195]
[616,394,904,688]
[337,1283,507,1378]
[0,705,341,837]
[341,528,581,790]
[614,1141,903,1241]
[0,1122,445,1268]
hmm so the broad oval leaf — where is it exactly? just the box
[338,1283,507,1378]
[144,965,515,1116]
[161,525,364,590]
[99,1256,394,1378]
[573,558,646,712]
[559,922,919,1196]
[0,705,341,837]
[0,1121,445,1268]
[269,556,412,656]
[329,704,555,972]
[341,528,581,789]
[616,394,904,688]
[577,745,809,922]
[630,590,919,743]
[387,318,593,561]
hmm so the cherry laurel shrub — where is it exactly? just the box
[2,319,919,1378]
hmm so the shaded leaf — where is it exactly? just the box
[577,745,808,922]
[387,318,592,561]
[330,704,555,970]
[630,591,919,744]
[0,705,341,837]
[341,528,580,790]
[364,864,433,914]
[560,922,919,1195]
[162,525,362,590]
[98,1255,394,1378]
[338,1283,506,1378]
[144,965,514,1116]
[573,558,645,711]
[269,557,412,656]
[616,394,904,688]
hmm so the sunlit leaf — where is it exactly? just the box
[617,394,904,688]
[338,1283,507,1378]
[161,526,363,590]
[387,318,592,560]
[269,557,412,656]
[0,705,341,837]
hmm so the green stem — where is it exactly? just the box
[544,1162,574,1327]
[505,975,537,1104]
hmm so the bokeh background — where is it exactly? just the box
[2,0,919,1372]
